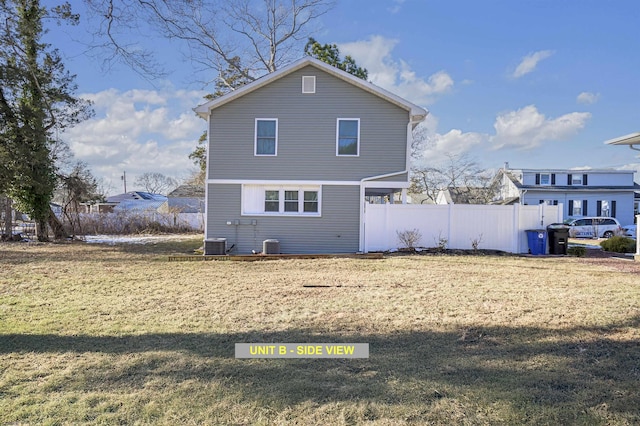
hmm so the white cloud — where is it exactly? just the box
[64,87,206,193]
[339,35,453,105]
[512,50,554,79]
[412,115,488,164]
[421,129,486,162]
[491,105,591,150]
[576,92,600,105]
[412,105,591,162]
[496,107,590,149]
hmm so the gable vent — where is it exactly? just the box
[302,76,316,93]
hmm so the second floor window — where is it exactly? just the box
[255,119,277,156]
[539,173,551,185]
[535,173,555,185]
[337,118,360,156]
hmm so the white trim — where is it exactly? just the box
[302,75,316,93]
[241,184,322,217]
[254,118,278,156]
[203,127,211,240]
[336,118,360,156]
[362,181,410,189]
[208,179,361,186]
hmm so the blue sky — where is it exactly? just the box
[48,0,640,193]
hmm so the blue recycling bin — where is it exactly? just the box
[525,229,547,255]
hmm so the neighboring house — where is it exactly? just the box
[194,57,428,254]
[493,167,639,225]
[106,192,167,212]
[407,193,434,205]
[158,185,205,214]
[436,187,495,205]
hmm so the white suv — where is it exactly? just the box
[566,217,622,239]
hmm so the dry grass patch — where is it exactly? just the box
[1,240,639,424]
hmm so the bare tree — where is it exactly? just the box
[54,161,104,236]
[410,123,430,160]
[134,172,177,194]
[410,154,497,204]
[83,0,334,83]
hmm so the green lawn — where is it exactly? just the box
[1,239,639,424]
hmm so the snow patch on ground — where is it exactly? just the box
[84,234,200,245]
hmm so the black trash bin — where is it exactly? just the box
[547,224,570,255]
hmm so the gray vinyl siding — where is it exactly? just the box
[206,183,360,254]
[208,65,409,181]
[368,172,409,183]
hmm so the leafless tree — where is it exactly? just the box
[83,0,334,84]
[410,153,497,204]
[134,172,178,194]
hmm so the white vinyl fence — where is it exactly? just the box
[364,203,562,253]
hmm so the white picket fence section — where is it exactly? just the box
[363,203,563,253]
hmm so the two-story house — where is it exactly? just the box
[494,166,639,225]
[194,57,428,254]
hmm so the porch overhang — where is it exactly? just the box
[605,132,640,151]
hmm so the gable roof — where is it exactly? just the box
[106,191,167,203]
[167,184,205,198]
[194,57,428,123]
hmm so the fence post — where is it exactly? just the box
[513,203,520,253]
[635,214,639,261]
[384,202,391,251]
[447,204,453,246]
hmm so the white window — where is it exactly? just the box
[572,200,582,216]
[572,176,583,185]
[243,185,321,216]
[255,119,277,156]
[539,173,551,185]
[337,118,360,156]
[302,76,316,93]
[284,190,299,212]
[303,191,319,212]
[264,190,279,212]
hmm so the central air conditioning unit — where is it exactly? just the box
[263,239,280,255]
[204,238,226,255]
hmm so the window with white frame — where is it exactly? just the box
[572,199,583,216]
[337,119,359,156]
[302,76,316,93]
[255,119,277,156]
[303,191,319,212]
[243,185,321,216]
[539,173,551,185]
[264,190,279,211]
[572,175,583,185]
[284,190,299,212]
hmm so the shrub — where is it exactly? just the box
[567,246,586,257]
[396,228,422,251]
[599,236,636,253]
